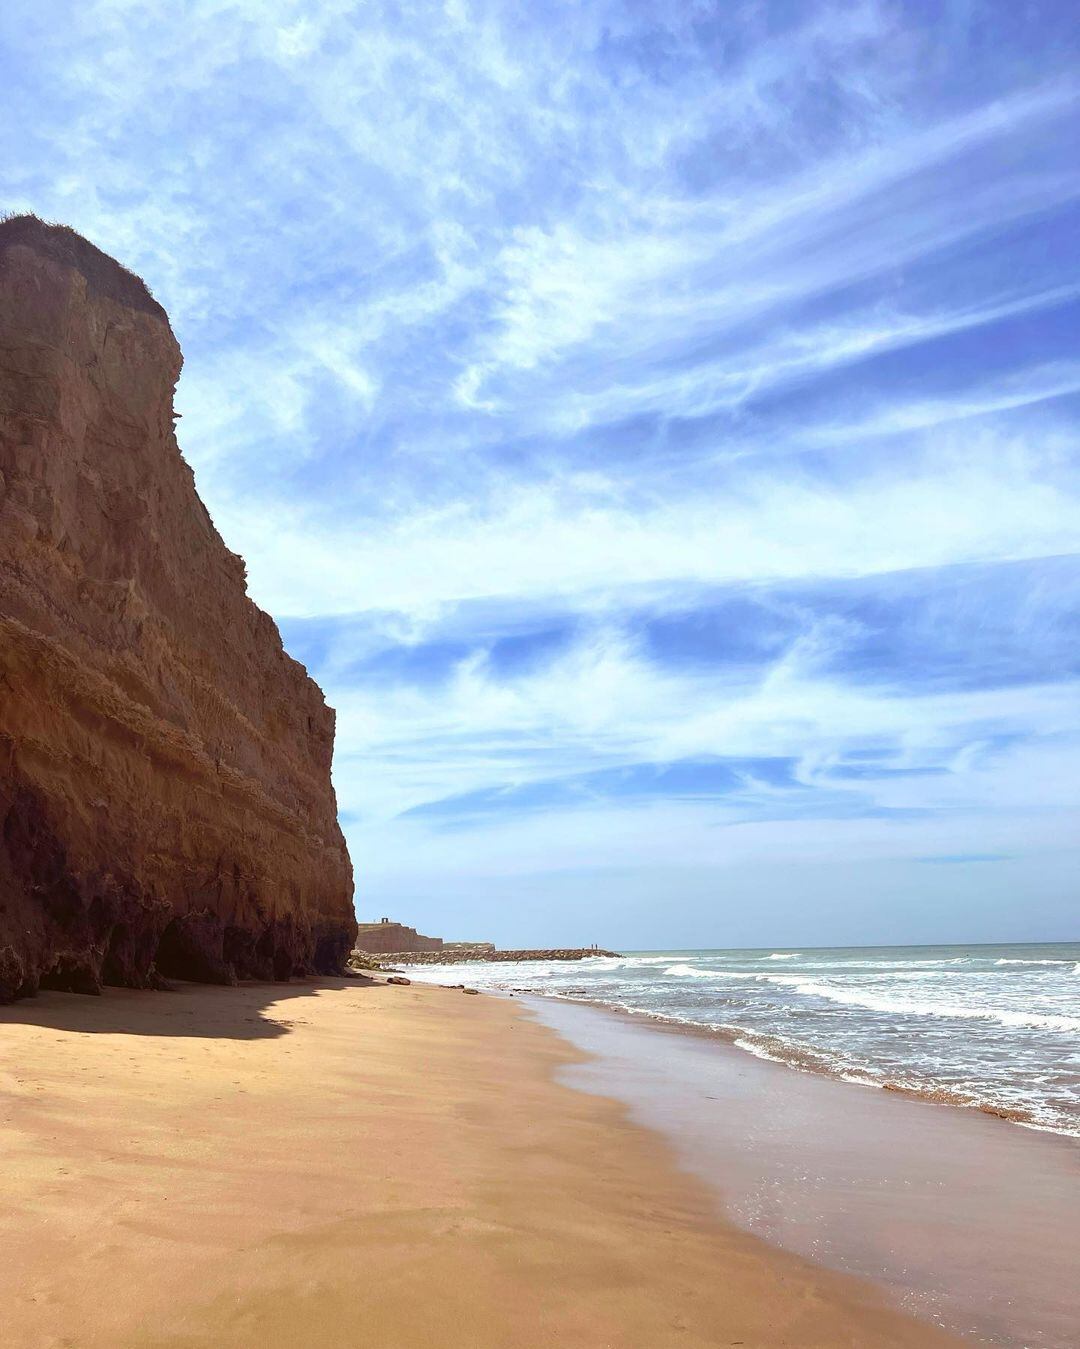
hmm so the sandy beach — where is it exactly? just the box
[0,977,966,1348]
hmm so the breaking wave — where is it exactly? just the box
[762,975,1080,1033]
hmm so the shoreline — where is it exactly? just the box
[1,976,965,1347]
[530,987,1080,1137]
[399,945,1080,1141]
[526,993,1080,1348]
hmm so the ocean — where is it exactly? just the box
[408,941,1080,1137]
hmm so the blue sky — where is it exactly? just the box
[3,0,1078,947]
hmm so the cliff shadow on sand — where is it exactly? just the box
[0,975,374,1041]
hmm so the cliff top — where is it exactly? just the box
[0,213,168,322]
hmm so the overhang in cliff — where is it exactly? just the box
[0,215,357,1001]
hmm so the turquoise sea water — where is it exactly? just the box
[409,941,1080,1136]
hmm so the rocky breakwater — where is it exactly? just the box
[384,948,620,965]
[0,217,356,1001]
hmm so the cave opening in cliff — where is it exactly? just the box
[39,958,101,996]
[155,915,233,985]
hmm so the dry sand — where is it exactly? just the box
[0,977,965,1348]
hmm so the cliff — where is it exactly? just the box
[0,216,356,1001]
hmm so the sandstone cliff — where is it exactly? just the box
[0,216,356,1001]
[354,921,443,954]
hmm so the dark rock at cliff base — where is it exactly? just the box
[0,216,356,1002]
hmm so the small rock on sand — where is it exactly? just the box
[463,988,480,996]
[386,976,411,986]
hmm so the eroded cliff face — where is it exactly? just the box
[0,217,356,1001]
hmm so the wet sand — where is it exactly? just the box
[0,977,966,1348]
[532,996,1080,1347]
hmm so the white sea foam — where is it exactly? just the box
[763,975,1080,1033]
[732,1034,790,1065]
[662,964,766,981]
[765,952,800,960]
[771,957,978,971]
[993,957,1070,966]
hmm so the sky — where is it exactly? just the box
[2,0,1078,948]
